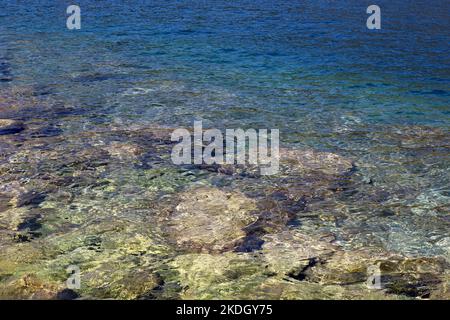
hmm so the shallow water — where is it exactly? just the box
[0,1,449,299]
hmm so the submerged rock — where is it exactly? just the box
[0,216,175,299]
[295,248,391,285]
[278,148,353,176]
[168,252,269,299]
[166,251,405,300]
[241,150,354,237]
[287,246,449,299]
[0,119,24,135]
[197,147,353,177]
[255,277,402,300]
[164,187,258,253]
[259,228,450,299]
[0,273,63,300]
[102,141,144,160]
[379,257,449,299]
[261,230,337,276]
[81,265,163,300]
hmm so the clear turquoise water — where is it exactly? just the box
[0,1,449,299]
[2,1,449,129]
